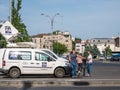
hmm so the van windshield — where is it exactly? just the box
[41,50,57,59]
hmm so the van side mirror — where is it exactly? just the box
[47,56,52,62]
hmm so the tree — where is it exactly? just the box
[0,33,7,48]
[11,0,31,42]
[92,44,100,58]
[83,44,92,58]
[72,40,75,50]
[53,42,68,55]
[83,44,100,59]
[75,37,81,43]
[53,30,61,34]
[102,45,112,57]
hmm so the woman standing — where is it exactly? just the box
[69,50,77,78]
[76,53,83,74]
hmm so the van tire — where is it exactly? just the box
[54,68,65,78]
[9,68,20,78]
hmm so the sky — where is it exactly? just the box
[0,0,120,40]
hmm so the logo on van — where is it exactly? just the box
[42,62,47,68]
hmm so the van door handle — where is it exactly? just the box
[36,63,39,65]
[31,63,34,64]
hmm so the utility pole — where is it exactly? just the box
[9,0,12,23]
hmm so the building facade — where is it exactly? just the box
[75,37,120,54]
[90,38,115,54]
[31,32,72,52]
[75,41,85,54]
[114,36,120,51]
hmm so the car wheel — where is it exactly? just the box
[54,68,65,78]
[9,68,20,78]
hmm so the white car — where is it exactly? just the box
[99,55,105,60]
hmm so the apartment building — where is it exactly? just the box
[89,38,115,54]
[31,32,72,52]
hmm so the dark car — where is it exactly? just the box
[110,55,120,61]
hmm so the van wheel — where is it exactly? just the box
[9,68,20,78]
[54,68,65,78]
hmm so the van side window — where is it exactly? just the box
[9,51,31,60]
[35,52,49,61]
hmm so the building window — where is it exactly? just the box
[44,37,46,39]
[48,37,50,40]
[98,40,100,42]
[76,45,80,47]
[66,40,68,42]
[40,39,41,43]
[34,39,36,43]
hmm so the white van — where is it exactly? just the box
[0,48,71,78]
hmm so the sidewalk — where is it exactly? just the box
[0,78,120,87]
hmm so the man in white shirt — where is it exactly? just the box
[86,50,93,77]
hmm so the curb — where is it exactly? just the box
[0,79,120,87]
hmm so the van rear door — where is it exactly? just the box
[0,49,5,68]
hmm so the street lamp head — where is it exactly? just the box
[56,13,60,15]
[41,13,44,15]
[41,13,60,16]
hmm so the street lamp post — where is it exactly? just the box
[41,13,60,50]
[41,13,60,33]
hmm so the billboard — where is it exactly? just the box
[0,21,19,41]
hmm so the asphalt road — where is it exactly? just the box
[88,60,120,79]
[0,60,120,79]
[0,86,120,90]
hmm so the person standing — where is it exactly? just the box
[69,50,77,78]
[82,57,87,76]
[76,53,83,75]
[86,50,93,77]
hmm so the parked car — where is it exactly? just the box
[106,55,111,60]
[110,55,120,61]
[99,55,105,60]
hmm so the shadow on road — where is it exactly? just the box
[73,81,89,86]
[22,81,32,90]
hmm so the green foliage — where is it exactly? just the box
[0,33,7,48]
[83,44,100,59]
[102,45,112,57]
[11,0,31,42]
[53,30,60,34]
[83,44,92,58]
[92,44,100,58]
[53,42,68,55]
[75,37,81,42]
[72,40,75,50]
